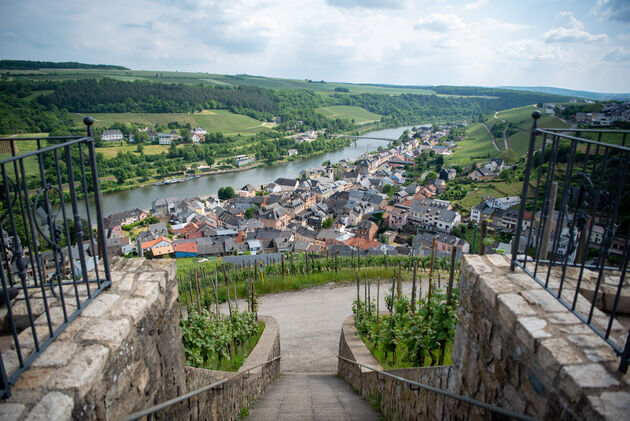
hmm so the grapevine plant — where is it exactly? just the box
[353,287,458,368]
[180,309,262,371]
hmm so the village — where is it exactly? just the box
[98,122,626,268]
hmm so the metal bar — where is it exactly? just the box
[336,355,539,421]
[535,129,630,151]
[513,260,623,355]
[85,119,111,288]
[0,137,91,165]
[78,141,100,288]
[512,111,541,271]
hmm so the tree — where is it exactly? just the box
[206,156,215,167]
[136,143,144,154]
[322,217,333,229]
[113,168,128,185]
[218,186,236,200]
[425,171,438,182]
[244,207,256,219]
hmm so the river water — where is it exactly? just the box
[91,125,420,217]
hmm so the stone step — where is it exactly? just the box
[245,372,380,421]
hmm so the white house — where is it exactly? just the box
[158,134,172,145]
[102,129,123,142]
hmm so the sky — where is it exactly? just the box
[1,0,629,92]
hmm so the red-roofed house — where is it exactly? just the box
[174,242,198,258]
[139,236,173,257]
[344,237,380,251]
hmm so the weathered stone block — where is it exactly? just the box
[536,337,583,374]
[515,317,551,353]
[478,273,521,309]
[587,391,630,421]
[80,293,120,318]
[137,271,167,291]
[583,347,618,363]
[133,281,161,307]
[567,333,608,349]
[51,344,109,398]
[520,289,567,313]
[0,403,25,421]
[558,364,619,402]
[31,341,78,369]
[82,318,131,349]
[118,296,150,323]
[497,294,536,330]
[24,391,73,421]
[547,312,581,325]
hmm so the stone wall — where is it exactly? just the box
[338,315,452,421]
[0,257,280,421]
[338,254,630,420]
[178,315,281,421]
[451,254,629,420]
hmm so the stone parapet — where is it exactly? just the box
[338,254,630,420]
[0,257,281,421]
[338,314,452,421]
[451,254,630,420]
[0,257,184,420]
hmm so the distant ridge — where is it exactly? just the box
[0,60,129,70]
[498,86,630,101]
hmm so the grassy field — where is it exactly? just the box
[70,110,271,134]
[5,67,438,95]
[315,106,382,124]
[447,123,498,165]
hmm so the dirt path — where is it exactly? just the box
[247,277,431,372]
[481,122,501,152]
[494,112,510,150]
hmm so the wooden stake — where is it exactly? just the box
[214,268,219,315]
[390,275,395,314]
[376,277,380,336]
[194,268,201,311]
[447,246,457,307]
[480,219,488,256]
[411,261,417,315]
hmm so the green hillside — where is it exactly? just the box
[315,106,382,124]
[70,110,271,134]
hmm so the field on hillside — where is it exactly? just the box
[455,181,528,212]
[315,106,382,124]
[447,123,498,164]
[5,67,438,95]
[70,110,270,134]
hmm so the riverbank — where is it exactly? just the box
[68,124,421,217]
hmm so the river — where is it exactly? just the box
[90,125,422,217]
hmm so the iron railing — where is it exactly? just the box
[511,111,630,372]
[337,355,538,421]
[0,116,111,398]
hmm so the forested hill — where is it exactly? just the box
[1,77,573,134]
[433,86,569,110]
[0,60,129,70]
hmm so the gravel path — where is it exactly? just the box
[253,277,431,372]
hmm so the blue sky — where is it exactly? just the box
[1,0,629,92]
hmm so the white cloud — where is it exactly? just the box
[326,0,408,9]
[463,0,488,11]
[544,13,609,43]
[603,47,630,61]
[496,39,563,62]
[414,13,464,32]
[591,0,630,24]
